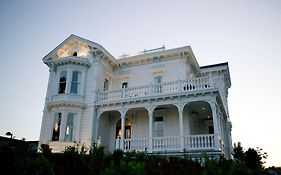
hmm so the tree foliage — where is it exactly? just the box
[0,142,276,175]
[233,142,268,170]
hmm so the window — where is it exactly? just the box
[122,82,128,88]
[64,113,75,141]
[104,79,109,91]
[154,76,162,84]
[70,71,81,94]
[58,70,67,94]
[58,70,83,95]
[52,113,62,141]
[154,117,164,137]
[154,76,162,94]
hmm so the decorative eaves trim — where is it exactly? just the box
[47,101,87,111]
[45,56,91,68]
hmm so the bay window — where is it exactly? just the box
[51,112,77,142]
[58,69,82,95]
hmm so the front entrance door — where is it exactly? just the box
[116,119,131,139]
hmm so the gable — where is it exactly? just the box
[53,39,91,59]
[43,34,116,64]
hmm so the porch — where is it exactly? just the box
[96,101,225,155]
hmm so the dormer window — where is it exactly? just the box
[73,52,78,56]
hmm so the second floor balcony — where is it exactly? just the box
[96,77,215,103]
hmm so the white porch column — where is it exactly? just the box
[210,101,220,150]
[121,115,125,140]
[147,105,155,153]
[120,109,127,150]
[177,103,184,151]
[148,109,153,153]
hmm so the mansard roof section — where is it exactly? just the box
[116,45,201,73]
[200,62,231,89]
[43,34,116,66]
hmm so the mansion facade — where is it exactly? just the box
[39,34,233,159]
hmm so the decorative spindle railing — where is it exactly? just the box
[184,134,215,149]
[152,136,180,151]
[115,134,218,152]
[98,77,211,102]
[119,46,166,58]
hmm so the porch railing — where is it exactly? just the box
[98,77,211,102]
[152,136,180,151]
[184,134,215,150]
[115,134,217,152]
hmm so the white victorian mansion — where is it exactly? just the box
[39,34,233,159]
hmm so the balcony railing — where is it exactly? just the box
[51,93,84,103]
[97,77,211,102]
[115,134,218,152]
[119,45,166,58]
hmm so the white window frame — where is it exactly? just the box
[56,67,85,95]
[58,70,68,94]
[64,112,76,142]
[70,71,82,94]
[50,110,80,142]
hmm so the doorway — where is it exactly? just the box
[116,118,132,139]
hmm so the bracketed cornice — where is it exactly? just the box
[45,56,91,69]
[47,101,86,111]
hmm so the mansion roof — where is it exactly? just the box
[43,34,231,87]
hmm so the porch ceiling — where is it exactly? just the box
[186,101,212,119]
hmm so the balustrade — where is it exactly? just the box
[115,134,216,152]
[184,134,215,149]
[98,77,212,102]
[152,136,180,151]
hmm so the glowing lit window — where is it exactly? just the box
[52,113,62,141]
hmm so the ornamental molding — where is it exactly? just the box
[47,101,87,111]
[45,56,91,69]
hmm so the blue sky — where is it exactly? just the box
[0,0,280,167]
